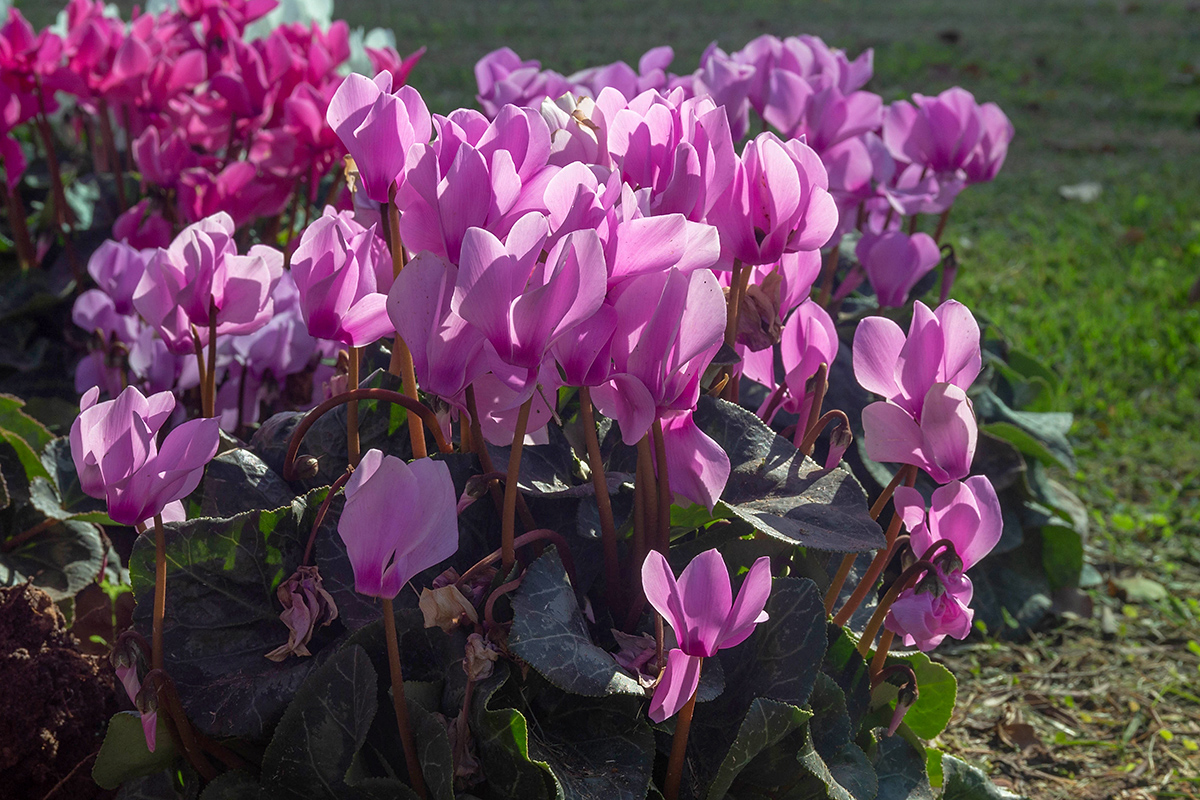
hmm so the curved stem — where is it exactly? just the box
[303,469,354,565]
[456,529,576,593]
[382,598,428,799]
[870,629,895,677]
[652,418,671,555]
[347,346,360,467]
[281,388,451,480]
[579,387,621,616]
[856,559,937,658]
[146,671,216,781]
[823,554,856,616]
[799,363,829,456]
[2,153,36,270]
[663,657,702,800]
[501,397,534,571]
[190,326,208,416]
[797,407,849,459]
[206,301,217,419]
[832,465,918,627]
[152,515,166,672]
[483,577,524,631]
[933,207,952,245]
[637,435,658,554]
[465,386,537,531]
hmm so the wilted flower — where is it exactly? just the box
[419,585,479,633]
[265,565,339,662]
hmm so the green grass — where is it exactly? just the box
[19,0,1200,530]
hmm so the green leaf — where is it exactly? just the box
[822,624,872,734]
[704,698,813,800]
[195,449,297,518]
[692,397,884,553]
[0,516,104,601]
[469,661,556,799]
[404,699,455,800]
[198,771,264,799]
[0,394,53,484]
[979,422,1063,468]
[808,673,852,761]
[509,547,642,697]
[791,725,877,800]
[970,388,1075,471]
[871,731,934,800]
[128,489,335,739]
[1040,525,1084,591]
[941,755,1024,799]
[261,645,386,798]
[885,652,957,740]
[92,711,179,790]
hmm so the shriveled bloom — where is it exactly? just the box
[709,132,838,266]
[894,476,1002,570]
[642,549,771,721]
[853,299,981,419]
[265,565,339,662]
[132,212,284,354]
[856,231,941,308]
[337,449,458,598]
[326,71,431,203]
[69,386,220,525]
[291,210,393,347]
[861,383,977,484]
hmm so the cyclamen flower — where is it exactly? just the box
[653,409,731,511]
[337,449,458,598]
[69,386,220,526]
[132,212,284,354]
[882,87,985,178]
[291,209,393,347]
[861,383,977,484]
[962,102,1014,185]
[743,298,838,422]
[709,132,838,267]
[856,231,941,309]
[641,549,771,721]
[894,476,1002,571]
[853,299,981,419]
[884,565,974,651]
[326,71,431,203]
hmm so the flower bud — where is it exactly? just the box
[294,455,320,480]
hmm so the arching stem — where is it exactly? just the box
[303,468,354,565]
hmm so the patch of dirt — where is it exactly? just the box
[938,541,1200,800]
[0,583,119,800]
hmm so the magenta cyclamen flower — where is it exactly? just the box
[853,299,981,419]
[327,71,431,203]
[709,132,838,266]
[882,87,984,177]
[291,210,393,348]
[641,549,771,721]
[70,386,220,526]
[962,102,1014,185]
[132,212,284,354]
[337,449,458,598]
[894,476,1002,571]
[856,231,941,309]
[884,565,974,652]
[861,383,977,484]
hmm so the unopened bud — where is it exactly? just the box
[933,547,963,576]
[824,422,853,470]
[736,272,784,351]
[294,455,320,480]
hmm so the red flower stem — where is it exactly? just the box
[205,300,218,418]
[831,465,918,625]
[189,326,208,416]
[797,408,847,461]
[282,389,452,481]
[303,468,354,565]
[908,213,920,236]
[934,208,952,245]
[501,397,534,571]
[723,259,743,349]
[347,346,360,467]
[870,629,895,677]
[816,245,840,308]
[96,99,126,212]
[798,363,829,456]
[152,514,166,672]
[652,418,671,555]
[663,657,703,800]
[483,577,524,630]
[464,387,537,530]
[637,435,658,549]
[146,671,217,780]
[386,186,427,459]
[2,169,36,270]
[580,386,621,616]
[456,529,576,591]
[381,597,428,799]
[856,559,937,658]
[626,443,648,629]
[723,261,752,401]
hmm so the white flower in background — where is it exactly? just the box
[345,26,398,76]
[244,0,334,39]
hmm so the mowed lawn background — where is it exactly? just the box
[21,0,1200,546]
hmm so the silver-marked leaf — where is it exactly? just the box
[704,698,813,800]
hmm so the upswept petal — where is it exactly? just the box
[675,548,734,657]
[919,383,976,483]
[852,315,905,400]
[718,556,772,649]
[648,649,703,722]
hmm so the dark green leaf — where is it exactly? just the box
[93,711,180,790]
[941,755,1023,800]
[693,397,884,553]
[970,388,1075,471]
[509,547,642,697]
[1040,525,1083,591]
[469,661,556,799]
[809,673,852,762]
[704,698,813,800]
[978,423,1062,469]
[129,490,335,739]
[0,516,104,600]
[872,731,935,800]
[822,624,872,736]
[261,645,381,799]
[873,651,956,740]
[198,771,265,800]
[486,421,578,496]
[405,699,455,800]
[196,449,297,518]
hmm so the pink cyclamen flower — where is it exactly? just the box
[326,71,431,203]
[882,87,984,177]
[291,210,393,348]
[962,102,1014,185]
[894,475,1002,571]
[744,298,838,424]
[455,214,607,395]
[69,386,220,526]
[337,449,459,599]
[856,231,941,309]
[884,566,974,651]
[653,408,732,511]
[641,549,771,721]
[132,212,284,354]
[591,267,726,445]
[861,383,977,484]
[853,299,981,419]
[709,132,838,266]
